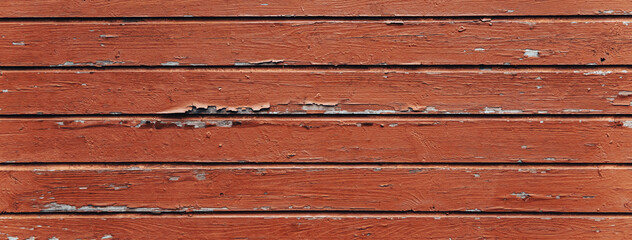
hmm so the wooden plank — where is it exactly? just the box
[1,214,630,239]
[3,117,632,163]
[2,68,632,115]
[2,165,632,213]
[2,0,632,17]
[2,20,631,66]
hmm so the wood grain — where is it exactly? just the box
[1,214,630,239]
[2,0,632,17]
[2,117,631,163]
[3,1,630,238]
[2,20,631,66]
[1,68,632,115]
[2,165,632,213]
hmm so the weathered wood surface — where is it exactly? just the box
[2,165,631,213]
[2,0,632,17]
[2,20,631,66]
[3,1,632,238]
[1,214,630,239]
[3,118,632,163]
[1,68,632,115]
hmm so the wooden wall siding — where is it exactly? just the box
[3,118,632,163]
[2,214,631,239]
[1,0,632,17]
[1,68,632,115]
[3,1,632,239]
[2,165,632,213]
[2,20,632,66]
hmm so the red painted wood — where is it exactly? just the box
[2,0,631,17]
[1,214,630,239]
[2,117,631,163]
[2,2,629,238]
[1,20,630,66]
[1,68,631,115]
[2,165,631,213]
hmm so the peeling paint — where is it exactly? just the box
[193,207,230,211]
[302,103,337,111]
[562,109,603,113]
[187,105,271,114]
[511,192,531,200]
[179,120,206,128]
[95,60,125,66]
[481,107,523,114]
[41,204,163,212]
[196,172,207,180]
[523,49,540,58]
[234,60,284,66]
[618,91,632,96]
[161,61,180,66]
[324,109,399,114]
[424,106,438,113]
[42,202,76,211]
[584,70,612,75]
[108,184,130,190]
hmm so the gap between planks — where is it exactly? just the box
[2,16,632,23]
[1,115,632,120]
[2,212,632,218]
[2,163,631,170]
[3,65,632,71]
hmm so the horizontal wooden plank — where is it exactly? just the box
[2,0,632,17]
[1,214,630,239]
[4,117,632,163]
[2,20,631,66]
[1,165,631,213]
[3,118,632,163]
[1,68,632,115]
